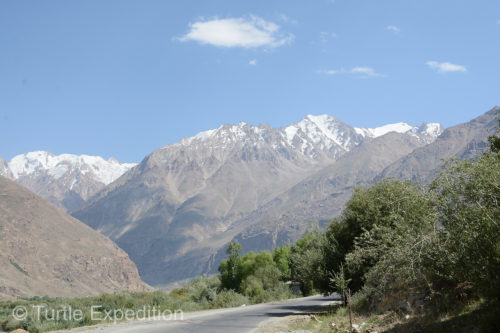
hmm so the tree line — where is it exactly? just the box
[219,116,499,314]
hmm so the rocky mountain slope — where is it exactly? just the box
[0,151,136,211]
[0,175,148,300]
[218,108,498,266]
[378,108,499,183]
[72,114,442,284]
[224,132,426,252]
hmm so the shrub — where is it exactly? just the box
[211,290,249,308]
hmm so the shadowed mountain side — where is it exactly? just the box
[378,107,499,183]
[72,128,333,284]
[129,132,427,283]
[72,116,443,285]
[0,176,149,300]
[211,132,427,263]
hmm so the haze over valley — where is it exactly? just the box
[2,108,497,286]
[1,1,499,332]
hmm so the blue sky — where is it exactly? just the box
[1,0,499,162]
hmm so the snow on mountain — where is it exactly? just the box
[354,122,443,143]
[177,122,265,148]
[1,151,136,211]
[0,114,441,213]
[176,114,441,161]
[355,122,415,138]
[418,123,443,138]
[294,114,363,151]
[0,156,9,176]
[6,151,136,185]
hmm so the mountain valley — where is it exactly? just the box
[3,108,497,286]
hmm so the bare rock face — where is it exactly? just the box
[378,108,499,183]
[224,132,427,256]
[4,109,495,288]
[0,175,149,300]
[72,114,443,285]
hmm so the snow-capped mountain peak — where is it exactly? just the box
[354,121,443,143]
[0,151,137,211]
[283,114,363,153]
[354,122,415,138]
[172,114,442,162]
[418,123,443,137]
[299,114,344,146]
[6,151,136,185]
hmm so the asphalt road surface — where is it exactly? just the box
[59,295,338,333]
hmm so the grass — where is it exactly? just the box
[1,291,187,333]
[271,299,500,333]
[280,305,384,333]
[0,276,298,333]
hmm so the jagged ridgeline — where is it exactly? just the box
[0,152,136,212]
[70,113,448,285]
[4,109,497,286]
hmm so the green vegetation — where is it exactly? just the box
[2,119,498,333]
[273,299,499,333]
[281,117,500,332]
[0,277,250,333]
[218,242,297,303]
[1,244,298,333]
[1,290,180,333]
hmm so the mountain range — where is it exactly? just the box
[0,152,135,211]
[2,108,497,287]
[71,114,445,284]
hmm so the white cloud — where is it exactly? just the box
[318,67,386,78]
[426,61,467,73]
[351,67,386,77]
[320,31,337,44]
[249,59,257,66]
[387,25,400,34]
[319,69,341,75]
[178,16,294,48]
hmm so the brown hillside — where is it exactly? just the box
[0,176,149,300]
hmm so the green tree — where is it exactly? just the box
[239,250,274,282]
[328,180,436,292]
[330,264,351,306]
[219,242,243,290]
[273,245,291,279]
[289,230,329,295]
[430,151,500,301]
[241,265,284,302]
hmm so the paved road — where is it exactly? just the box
[60,295,338,333]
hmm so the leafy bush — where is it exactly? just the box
[240,265,285,302]
[211,290,249,308]
[183,276,220,305]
